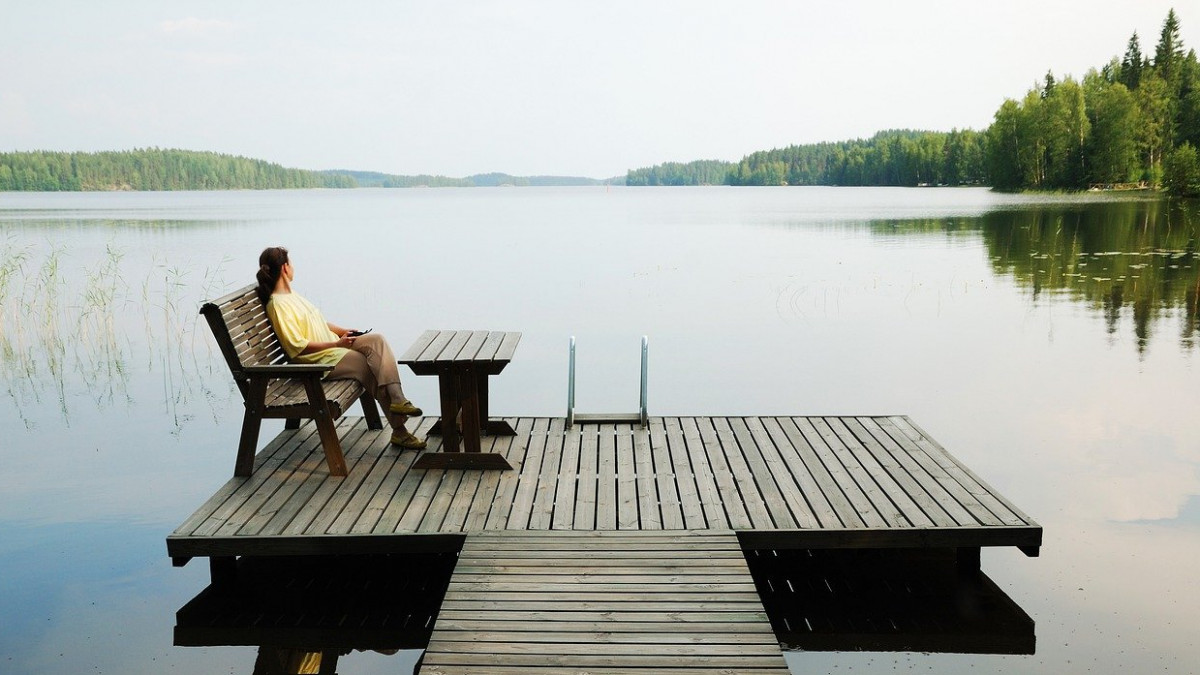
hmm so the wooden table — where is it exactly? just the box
[399,330,520,470]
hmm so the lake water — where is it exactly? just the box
[1,187,1197,674]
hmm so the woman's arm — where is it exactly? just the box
[299,322,356,354]
[299,333,355,354]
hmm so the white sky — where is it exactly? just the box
[0,1,1191,178]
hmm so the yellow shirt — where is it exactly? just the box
[266,292,349,365]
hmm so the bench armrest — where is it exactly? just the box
[243,364,334,376]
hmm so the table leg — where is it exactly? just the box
[475,373,517,436]
[436,370,460,452]
[459,364,482,454]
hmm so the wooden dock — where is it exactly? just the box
[168,415,1040,671]
[168,415,1039,558]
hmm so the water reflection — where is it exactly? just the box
[174,554,456,674]
[746,548,1035,656]
[981,200,1200,354]
[867,199,1200,353]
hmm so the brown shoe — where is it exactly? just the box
[390,431,427,450]
[389,400,423,416]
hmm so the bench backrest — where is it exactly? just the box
[200,284,288,396]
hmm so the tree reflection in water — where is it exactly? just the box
[872,198,1200,355]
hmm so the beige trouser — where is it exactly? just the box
[327,332,409,432]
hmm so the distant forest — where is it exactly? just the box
[628,9,1200,196]
[627,129,985,187]
[0,149,617,192]
[324,170,614,188]
[0,149,355,191]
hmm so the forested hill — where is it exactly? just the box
[627,9,1200,196]
[324,170,616,188]
[0,149,621,191]
[0,149,355,191]
[626,129,985,187]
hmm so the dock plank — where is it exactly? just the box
[621,424,647,529]
[572,425,599,530]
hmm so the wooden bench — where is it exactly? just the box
[200,284,383,477]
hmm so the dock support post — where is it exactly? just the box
[956,546,981,574]
[209,556,238,587]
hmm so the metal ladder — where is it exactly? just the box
[566,336,648,428]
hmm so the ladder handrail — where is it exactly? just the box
[566,335,648,428]
[567,336,576,427]
[639,336,648,427]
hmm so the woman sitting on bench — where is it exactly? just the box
[256,246,427,449]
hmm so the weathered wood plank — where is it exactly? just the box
[857,416,976,526]
[481,418,538,530]
[530,418,566,530]
[437,434,500,533]
[595,423,618,530]
[463,418,530,531]
[743,416,820,529]
[759,417,843,528]
[619,424,646,530]
[891,416,1032,527]
[172,421,321,537]
[830,417,938,528]
[506,418,551,529]
[238,419,373,536]
[677,417,728,529]
[665,418,706,529]
[649,418,686,529]
[572,425,599,530]
[725,417,798,529]
[810,416,906,526]
[551,425,582,530]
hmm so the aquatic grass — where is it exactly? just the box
[0,245,232,430]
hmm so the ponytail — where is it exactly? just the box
[256,246,289,304]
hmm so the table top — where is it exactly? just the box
[399,330,521,374]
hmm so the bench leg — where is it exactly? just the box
[284,417,301,430]
[236,379,269,477]
[360,391,383,430]
[304,378,348,476]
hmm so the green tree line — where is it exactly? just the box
[0,148,355,191]
[988,9,1200,195]
[628,9,1199,197]
[626,130,986,187]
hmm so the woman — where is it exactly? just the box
[256,246,426,449]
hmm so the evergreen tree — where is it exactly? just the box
[1121,32,1145,89]
[1154,9,1185,90]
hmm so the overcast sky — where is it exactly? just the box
[0,1,1192,178]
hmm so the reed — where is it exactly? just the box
[0,244,231,429]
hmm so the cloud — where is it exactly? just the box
[158,17,238,37]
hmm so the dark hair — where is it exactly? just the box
[256,246,289,303]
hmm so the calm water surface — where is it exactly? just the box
[0,187,1197,673]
